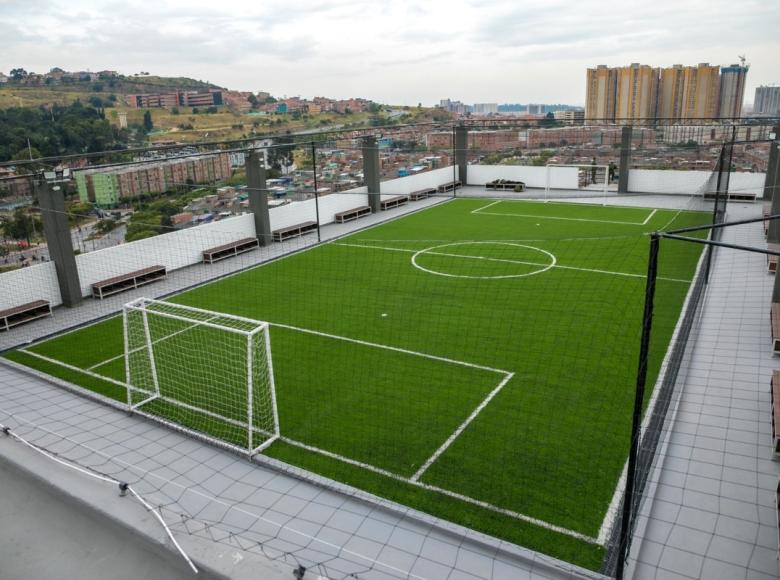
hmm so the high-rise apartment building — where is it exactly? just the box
[657,63,719,120]
[657,65,686,121]
[587,62,749,123]
[719,64,749,118]
[615,63,659,122]
[682,63,721,119]
[585,65,617,121]
[754,86,780,116]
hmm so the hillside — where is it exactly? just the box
[0,75,219,109]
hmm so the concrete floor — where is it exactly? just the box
[0,455,209,580]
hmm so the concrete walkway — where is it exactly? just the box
[628,201,780,579]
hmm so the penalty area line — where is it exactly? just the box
[279,435,599,545]
[411,371,514,482]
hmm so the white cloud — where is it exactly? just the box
[0,0,778,105]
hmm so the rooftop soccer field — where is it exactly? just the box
[4,198,711,571]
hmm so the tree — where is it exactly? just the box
[248,94,259,108]
[171,106,179,115]
[143,110,154,132]
[206,106,218,114]
[11,146,42,161]
[2,208,39,243]
[368,102,382,113]
[539,112,559,128]
[9,68,28,80]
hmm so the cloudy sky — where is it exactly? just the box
[2,0,778,106]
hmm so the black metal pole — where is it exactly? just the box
[615,232,660,580]
[311,142,321,242]
[705,146,726,283]
[452,126,457,198]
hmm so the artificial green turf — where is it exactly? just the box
[3,198,711,571]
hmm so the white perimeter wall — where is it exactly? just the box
[10,165,763,311]
[467,165,578,190]
[0,168,464,310]
[628,169,766,196]
[379,166,459,199]
[0,261,60,311]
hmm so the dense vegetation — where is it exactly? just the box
[0,102,128,162]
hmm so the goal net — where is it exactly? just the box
[545,163,610,195]
[123,297,279,455]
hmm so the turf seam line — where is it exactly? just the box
[411,371,514,482]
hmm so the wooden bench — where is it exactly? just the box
[772,371,780,454]
[91,265,167,300]
[485,179,526,192]
[335,206,371,223]
[769,244,780,273]
[409,188,437,201]
[380,195,409,211]
[703,191,758,202]
[0,300,52,331]
[272,221,317,242]
[202,237,259,264]
[437,180,462,193]
[772,304,780,355]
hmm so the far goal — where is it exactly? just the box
[123,298,279,455]
[545,163,610,195]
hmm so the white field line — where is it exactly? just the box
[20,309,602,544]
[411,371,514,481]
[474,210,654,226]
[471,199,656,225]
[87,314,220,371]
[595,238,709,546]
[641,209,658,225]
[467,197,708,213]
[470,200,501,213]
[279,436,598,545]
[332,242,691,284]
[269,321,511,375]
[18,349,128,388]
[16,324,601,544]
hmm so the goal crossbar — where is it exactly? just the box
[545,163,610,195]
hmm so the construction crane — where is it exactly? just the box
[738,55,747,67]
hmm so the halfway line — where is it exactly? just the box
[332,242,691,283]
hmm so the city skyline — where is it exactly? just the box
[1,0,779,106]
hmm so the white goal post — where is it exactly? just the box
[545,163,610,195]
[123,297,279,456]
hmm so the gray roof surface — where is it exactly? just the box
[0,191,775,579]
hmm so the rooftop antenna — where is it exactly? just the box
[738,55,747,67]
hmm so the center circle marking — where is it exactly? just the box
[410,242,557,280]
